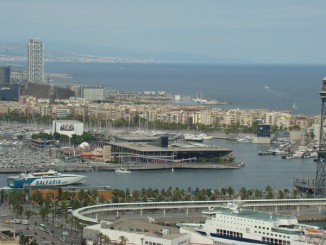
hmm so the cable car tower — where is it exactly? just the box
[315,77,326,195]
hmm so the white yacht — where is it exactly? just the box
[115,168,131,174]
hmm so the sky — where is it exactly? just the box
[1,0,326,64]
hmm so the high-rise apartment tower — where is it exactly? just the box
[0,66,10,84]
[28,38,44,83]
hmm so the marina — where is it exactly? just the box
[0,137,316,190]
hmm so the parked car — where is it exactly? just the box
[22,219,29,225]
[10,219,21,224]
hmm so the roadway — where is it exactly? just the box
[73,198,326,224]
[1,204,82,244]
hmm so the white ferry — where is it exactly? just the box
[179,202,325,244]
[7,170,87,188]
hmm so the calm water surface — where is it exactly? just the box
[0,139,315,191]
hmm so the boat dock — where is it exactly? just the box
[0,162,243,173]
[97,163,243,171]
[258,151,273,156]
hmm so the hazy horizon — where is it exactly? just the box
[1,0,326,64]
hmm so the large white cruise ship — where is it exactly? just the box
[7,170,87,188]
[179,202,325,244]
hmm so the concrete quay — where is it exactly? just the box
[0,162,242,173]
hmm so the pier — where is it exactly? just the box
[258,150,273,156]
[0,162,243,173]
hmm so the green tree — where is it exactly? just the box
[226,186,234,199]
[119,236,128,245]
[220,188,227,199]
[20,234,30,245]
[39,207,48,221]
[30,190,44,206]
[278,190,284,199]
[31,132,53,140]
[239,187,248,200]
[30,240,39,245]
[53,132,61,140]
[25,210,33,220]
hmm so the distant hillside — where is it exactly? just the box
[0,42,220,64]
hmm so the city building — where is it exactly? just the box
[56,108,71,118]
[0,66,10,84]
[82,86,104,101]
[28,38,44,84]
[27,83,74,99]
[254,124,271,144]
[83,220,191,245]
[0,84,19,101]
[100,137,233,164]
[70,85,82,97]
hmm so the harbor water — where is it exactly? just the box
[0,139,316,191]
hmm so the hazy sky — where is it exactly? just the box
[1,0,326,64]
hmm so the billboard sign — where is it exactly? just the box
[59,123,75,131]
[257,124,271,137]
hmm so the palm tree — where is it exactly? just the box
[0,189,6,204]
[239,187,248,200]
[103,234,111,245]
[29,239,39,245]
[283,188,290,198]
[25,209,33,220]
[119,236,128,245]
[226,186,234,199]
[81,238,87,245]
[39,207,48,221]
[19,234,29,245]
[30,190,44,206]
[278,189,284,199]
[220,188,227,199]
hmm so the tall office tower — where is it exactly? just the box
[28,38,44,83]
[0,66,10,84]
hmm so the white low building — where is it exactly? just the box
[83,220,192,245]
[82,85,105,101]
[52,120,84,137]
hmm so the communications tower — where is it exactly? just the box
[315,77,326,195]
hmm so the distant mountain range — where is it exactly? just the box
[0,42,227,64]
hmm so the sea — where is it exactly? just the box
[0,62,325,191]
[42,62,326,115]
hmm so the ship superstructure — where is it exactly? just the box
[179,202,325,244]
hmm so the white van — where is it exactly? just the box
[10,219,21,224]
[39,224,46,231]
[22,220,29,225]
